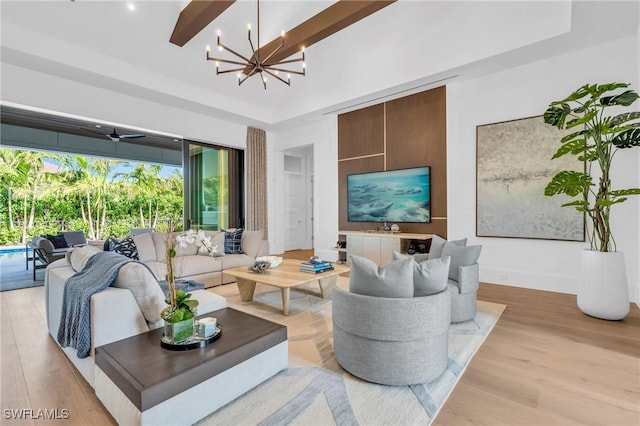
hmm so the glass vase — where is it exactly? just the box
[164,317,195,344]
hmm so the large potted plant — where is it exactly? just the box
[544,82,640,320]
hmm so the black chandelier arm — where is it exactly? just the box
[264,66,305,76]
[260,38,285,65]
[216,41,254,64]
[207,53,254,68]
[271,55,304,66]
[263,68,291,86]
[216,67,249,75]
[247,30,258,63]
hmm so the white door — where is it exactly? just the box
[284,155,305,251]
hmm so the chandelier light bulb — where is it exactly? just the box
[281,30,285,37]
[206,45,210,52]
[247,23,251,30]
[217,30,221,36]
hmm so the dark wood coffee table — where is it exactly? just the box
[94,307,288,425]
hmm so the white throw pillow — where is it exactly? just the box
[392,250,450,296]
[113,263,166,323]
[133,232,157,263]
[66,245,102,272]
[349,254,413,298]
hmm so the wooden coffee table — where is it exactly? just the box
[225,259,350,315]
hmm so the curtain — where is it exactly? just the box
[246,127,268,239]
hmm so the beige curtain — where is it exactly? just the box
[246,127,268,239]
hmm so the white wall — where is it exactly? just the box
[268,117,338,258]
[1,64,247,149]
[447,34,640,303]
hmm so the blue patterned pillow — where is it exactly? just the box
[224,228,244,254]
[113,236,139,260]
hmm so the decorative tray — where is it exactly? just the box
[160,323,222,351]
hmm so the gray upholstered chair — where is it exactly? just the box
[332,286,450,385]
[448,263,480,323]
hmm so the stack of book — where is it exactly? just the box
[299,260,334,274]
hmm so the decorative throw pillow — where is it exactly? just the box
[441,242,482,282]
[46,234,69,249]
[428,234,467,260]
[223,228,244,254]
[349,254,413,298]
[392,250,451,296]
[113,236,139,260]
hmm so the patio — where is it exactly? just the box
[0,254,42,292]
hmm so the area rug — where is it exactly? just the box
[201,281,506,425]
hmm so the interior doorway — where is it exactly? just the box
[283,146,314,251]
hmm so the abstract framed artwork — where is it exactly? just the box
[476,115,585,241]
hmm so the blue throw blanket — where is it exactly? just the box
[57,251,136,358]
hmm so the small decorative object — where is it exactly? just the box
[197,317,218,338]
[390,224,400,232]
[249,260,270,273]
[164,316,195,344]
[416,241,427,253]
[256,255,283,268]
[407,245,416,255]
[383,225,391,231]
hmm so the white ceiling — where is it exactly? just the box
[1,0,639,130]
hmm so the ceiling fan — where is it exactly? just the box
[89,128,146,142]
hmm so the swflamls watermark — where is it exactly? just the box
[3,408,70,420]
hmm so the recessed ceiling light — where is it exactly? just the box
[127,3,135,12]
[95,124,102,128]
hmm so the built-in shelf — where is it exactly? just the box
[336,230,432,265]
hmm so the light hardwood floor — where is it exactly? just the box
[1,251,638,425]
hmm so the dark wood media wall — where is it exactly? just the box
[338,86,447,237]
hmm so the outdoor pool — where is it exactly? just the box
[0,246,29,260]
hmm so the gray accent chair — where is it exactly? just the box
[332,286,450,386]
[448,263,479,323]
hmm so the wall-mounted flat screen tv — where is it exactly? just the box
[347,166,431,223]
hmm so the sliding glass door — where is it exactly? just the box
[183,141,244,231]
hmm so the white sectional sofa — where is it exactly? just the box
[44,229,269,388]
[132,230,270,288]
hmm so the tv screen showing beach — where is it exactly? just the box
[347,166,431,223]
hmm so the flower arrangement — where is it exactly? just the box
[161,230,217,323]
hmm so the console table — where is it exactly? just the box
[338,230,432,265]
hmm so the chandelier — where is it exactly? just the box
[206,0,306,89]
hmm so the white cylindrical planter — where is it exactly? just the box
[577,250,630,320]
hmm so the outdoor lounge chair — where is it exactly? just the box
[30,236,69,280]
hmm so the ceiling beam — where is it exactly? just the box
[254,0,396,69]
[170,0,236,47]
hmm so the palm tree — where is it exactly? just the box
[0,148,22,229]
[10,151,49,242]
[121,163,162,229]
[56,156,123,239]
